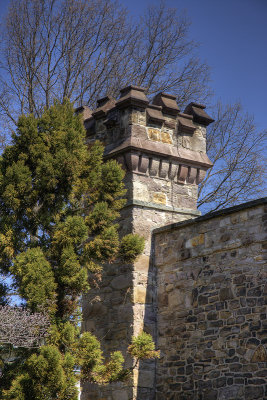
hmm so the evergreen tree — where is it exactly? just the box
[0,100,158,399]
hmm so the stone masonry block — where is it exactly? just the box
[137,370,155,388]
[159,160,170,178]
[133,286,147,304]
[138,154,149,173]
[169,162,179,180]
[134,255,150,274]
[125,152,139,171]
[149,158,160,176]
[152,192,167,205]
[161,131,172,144]
[178,165,188,183]
[197,169,207,184]
[187,167,197,184]
[147,128,160,141]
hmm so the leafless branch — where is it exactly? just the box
[0,0,210,128]
[0,305,50,348]
[198,101,266,212]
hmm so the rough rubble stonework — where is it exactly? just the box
[154,199,267,400]
[80,86,266,400]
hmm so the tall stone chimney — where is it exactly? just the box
[80,86,214,400]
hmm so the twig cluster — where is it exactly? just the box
[0,305,49,348]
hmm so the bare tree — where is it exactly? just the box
[0,0,210,127]
[0,306,49,348]
[198,102,266,212]
[0,306,49,379]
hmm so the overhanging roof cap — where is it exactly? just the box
[116,85,149,109]
[152,92,180,115]
[184,102,214,126]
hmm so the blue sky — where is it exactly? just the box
[125,0,267,132]
[0,0,266,132]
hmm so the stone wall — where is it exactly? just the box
[154,198,267,400]
[79,85,266,400]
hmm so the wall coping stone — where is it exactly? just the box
[153,197,267,234]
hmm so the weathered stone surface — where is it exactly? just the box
[133,180,150,202]
[251,345,267,362]
[185,233,204,248]
[244,386,264,399]
[219,287,235,301]
[155,201,267,400]
[161,131,172,144]
[110,275,131,290]
[112,390,128,400]
[134,255,150,273]
[147,128,160,141]
[152,193,167,205]
[137,370,155,388]
[133,286,147,304]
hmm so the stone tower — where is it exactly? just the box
[80,86,214,400]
